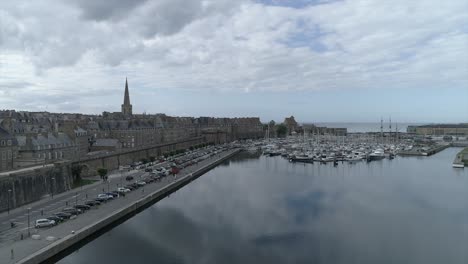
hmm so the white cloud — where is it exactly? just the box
[0,0,466,118]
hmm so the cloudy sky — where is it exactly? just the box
[0,0,467,123]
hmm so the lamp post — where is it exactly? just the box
[7,189,12,215]
[27,208,31,237]
[75,192,78,205]
[107,179,110,193]
[51,177,55,198]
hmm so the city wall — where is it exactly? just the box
[75,137,205,176]
[0,162,72,213]
[0,137,205,212]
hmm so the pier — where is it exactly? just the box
[397,144,449,156]
[452,147,467,168]
[0,148,241,264]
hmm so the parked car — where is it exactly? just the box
[35,219,56,228]
[95,197,107,203]
[117,187,131,193]
[54,212,72,219]
[125,176,134,181]
[124,185,135,190]
[129,183,140,189]
[85,200,100,206]
[97,193,112,200]
[46,215,64,223]
[106,192,119,198]
[74,204,91,211]
[63,207,82,215]
[136,181,146,186]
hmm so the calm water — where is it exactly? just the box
[59,148,468,264]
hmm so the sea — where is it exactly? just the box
[58,147,468,264]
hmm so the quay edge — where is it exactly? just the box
[16,148,242,264]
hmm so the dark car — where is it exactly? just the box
[74,204,91,211]
[54,212,72,219]
[106,192,119,198]
[85,200,100,206]
[95,197,107,203]
[124,185,135,191]
[125,176,134,181]
[63,207,81,215]
[47,215,64,223]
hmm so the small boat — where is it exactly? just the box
[290,155,314,163]
[368,149,386,161]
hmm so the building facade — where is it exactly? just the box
[0,78,263,171]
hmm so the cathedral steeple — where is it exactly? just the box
[121,78,132,116]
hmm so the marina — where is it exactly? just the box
[246,133,441,165]
[57,147,468,264]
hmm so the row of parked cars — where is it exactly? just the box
[35,145,230,228]
[34,177,161,228]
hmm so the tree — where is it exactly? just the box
[71,164,84,182]
[149,156,156,162]
[269,120,276,128]
[97,168,108,180]
[140,158,148,164]
[276,124,288,138]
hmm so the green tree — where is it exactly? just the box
[140,158,148,164]
[276,124,288,138]
[149,156,156,162]
[71,164,84,182]
[97,168,108,180]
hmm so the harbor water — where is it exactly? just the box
[58,147,468,264]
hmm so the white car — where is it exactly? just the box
[136,181,146,186]
[117,187,131,193]
[35,219,56,228]
[97,194,112,200]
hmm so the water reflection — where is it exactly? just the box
[59,148,468,264]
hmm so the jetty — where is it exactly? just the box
[452,147,468,168]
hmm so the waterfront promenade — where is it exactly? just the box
[0,148,239,264]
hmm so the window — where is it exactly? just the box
[1,151,5,160]
[7,140,12,146]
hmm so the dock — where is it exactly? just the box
[398,144,449,156]
[452,147,468,168]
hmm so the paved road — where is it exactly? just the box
[0,158,176,243]
[0,169,143,244]
[0,148,237,264]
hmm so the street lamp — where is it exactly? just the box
[75,192,78,205]
[51,177,55,198]
[107,179,110,192]
[27,208,31,237]
[7,189,12,215]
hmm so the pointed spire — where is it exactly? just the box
[122,77,132,116]
[123,77,130,105]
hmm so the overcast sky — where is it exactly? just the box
[0,0,467,123]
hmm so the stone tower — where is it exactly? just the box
[121,78,132,116]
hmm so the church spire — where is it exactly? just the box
[124,77,130,105]
[121,77,132,116]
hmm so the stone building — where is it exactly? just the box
[0,78,264,171]
[0,127,18,171]
[284,116,298,135]
[407,124,468,136]
[15,132,75,167]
